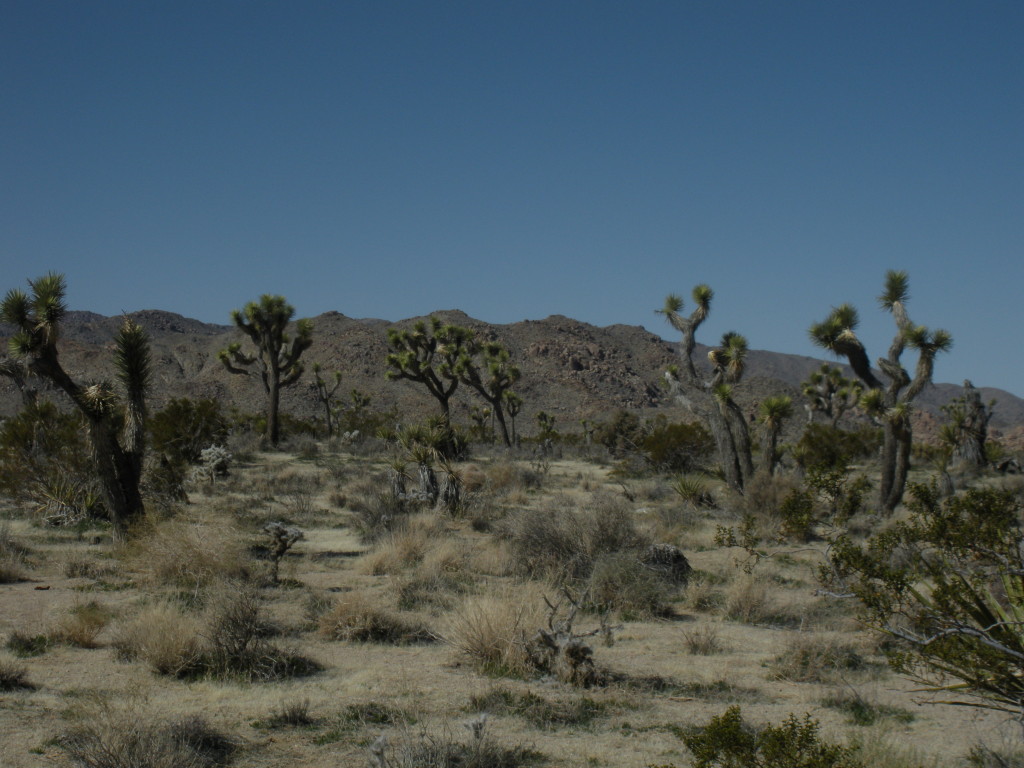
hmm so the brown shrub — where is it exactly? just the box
[317,591,433,644]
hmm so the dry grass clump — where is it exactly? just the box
[346,476,413,542]
[723,573,773,624]
[6,630,49,657]
[769,633,868,683]
[112,602,205,676]
[395,543,475,611]
[740,470,803,518]
[317,591,434,644]
[0,523,30,583]
[502,492,647,581]
[126,516,250,588]
[369,719,543,768]
[683,623,724,655]
[468,686,615,729]
[360,513,446,575]
[445,587,548,678]
[49,600,116,648]
[0,658,34,690]
[63,549,120,580]
[59,704,236,768]
[115,583,318,681]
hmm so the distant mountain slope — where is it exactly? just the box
[2,309,1021,445]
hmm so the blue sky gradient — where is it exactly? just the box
[2,2,1021,394]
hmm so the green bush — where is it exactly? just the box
[642,420,714,474]
[149,397,229,465]
[792,424,880,470]
[683,705,862,768]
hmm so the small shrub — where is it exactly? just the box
[770,635,867,683]
[683,624,724,655]
[368,719,543,768]
[778,488,818,542]
[683,705,862,768]
[261,699,315,728]
[59,708,236,768]
[820,690,913,726]
[127,516,250,588]
[0,659,33,690]
[468,686,612,729]
[587,552,675,618]
[642,421,714,474]
[724,575,772,624]
[317,592,434,644]
[349,484,413,543]
[6,630,49,657]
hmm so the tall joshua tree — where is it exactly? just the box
[456,340,520,448]
[219,295,313,447]
[311,363,343,438]
[1,273,151,542]
[810,270,952,513]
[659,286,754,493]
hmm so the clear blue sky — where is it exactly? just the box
[2,2,1021,395]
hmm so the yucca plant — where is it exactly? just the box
[2,273,151,541]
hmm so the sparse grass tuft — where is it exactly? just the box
[683,624,724,655]
[126,516,250,589]
[6,630,49,657]
[468,686,615,729]
[821,689,914,726]
[49,600,116,648]
[368,720,544,768]
[445,589,547,678]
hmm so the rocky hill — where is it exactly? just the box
[2,309,1022,446]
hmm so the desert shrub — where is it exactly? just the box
[59,708,236,768]
[740,470,802,517]
[360,515,445,575]
[0,400,98,522]
[503,493,647,581]
[778,488,818,542]
[149,397,229,466]
[593,410,645,458]
[0,659,33,691]
[642,420,714,474]
[586,553,675,618]
[49,600,116,648]
[369,719,542,768]
[126,516,250,588]
[682,705,862,768]
[723,574,772,624]
[317,592,434,644]
[671,475,716,508]
[201,582,318,681]
[770,634,867,683]
[792,423,880,470]
[63,550,119,580]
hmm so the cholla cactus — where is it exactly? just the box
[195,444,232,482]
[263,521,304,584]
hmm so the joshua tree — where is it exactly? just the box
[503,390,523,446]
[810,270,952,513]
[758,395,794,476]
[801,363,863,427]
[385,317,473,426]
[311,364,343,438]
[456,340,520,448]
[219,295,313,447]
[659,286,754,493]
[1,273,151,542]
[941,380,994,468]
